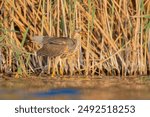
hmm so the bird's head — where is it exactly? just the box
[73,29,82,40]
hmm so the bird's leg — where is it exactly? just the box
[59,58,64,76]
[47,57,51,74]
[51,58,56,77]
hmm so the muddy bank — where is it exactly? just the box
[0,76,150,99]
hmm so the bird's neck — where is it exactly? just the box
[73,32,80,39]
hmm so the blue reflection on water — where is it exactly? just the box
[34,88,80,97]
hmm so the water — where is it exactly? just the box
[33,88,80,99]
[0,76,150,99]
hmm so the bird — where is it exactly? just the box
[32,29,81,58]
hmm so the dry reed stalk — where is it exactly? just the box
[0,0,149,77]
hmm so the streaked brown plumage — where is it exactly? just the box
[32,30,80,58]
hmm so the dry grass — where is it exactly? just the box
[0,0,150,77]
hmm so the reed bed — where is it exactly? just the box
[0,0,150,77]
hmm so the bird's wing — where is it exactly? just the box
[37,42,68,58]
[43,37,68,45]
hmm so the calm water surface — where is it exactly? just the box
[0,76,150,99]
